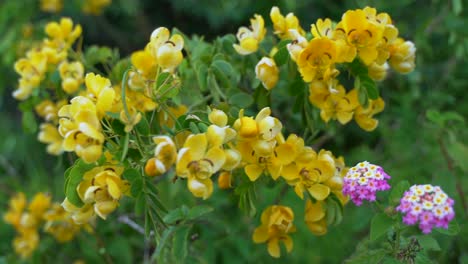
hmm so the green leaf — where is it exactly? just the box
[172,225,192,262]
[110,59,131,83]
[189,122,200,134]
[134,193,146,215]
[187,205,214,220]
[84,45,114,66]
[345,249,387,264]
[135,115,150,135]
[415,235,441,251]
[107,236,133,264]
[434,220,460,235]
[370,213,393,241]
[152,226,176,261]
[452,0,463,15]
[164,208,185,225]
[228,92,254,108]
[123,168,140,182]
[65,159,95,207]
[211,59,234,88]
[130,178,143,197]
[22,111,37,134]
[273,40,290,66]
[389,180,410,205]
[448,141,468,172]
[196,64,208,92]
[361,75,379,100]
[253,84,270,109]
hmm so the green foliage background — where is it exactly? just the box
[0,0,467,263]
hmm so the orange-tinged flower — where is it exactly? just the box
[218,171,232,189]
[253,205,296,258]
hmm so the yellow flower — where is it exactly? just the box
[59,61,84,94]
[59,96,104,163]
[40,0,63,13]
[296,38,338,82]
[286,29,308,62]
[270,6,304,39]
[176,133,226,199]
[3,193,27,230]
[35,99,67,123]
[159,104,187,129]
[218,171,232,189]
[311,18,334,39]
[12,50,48,100]
[43,203,83,242]
[233,14,266,55]
[13,230,39,259]
[119,106,142,133]
[61,199,95,224]
[304,200,327,235]
[148,27,184,72]
[82,0,111,15]
[28,192,52,219]
[354,97,385,131]
[238,141,282,181]
[252,205,296,258]
[282,149,336,200]
[208,108,228,127]
[389,38,416,74]
[335,9,385,65]
[368,62,389,81]
[318,86,359,124]
[85,73,116,118]
[234,108,282,142]
[44,17,82,48]
[77,166,129,220]
[146,136,177,177]
[255,57,279,90]
[38,123,64,155]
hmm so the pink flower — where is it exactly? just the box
[396,184,455,234]
[342,161,391,206]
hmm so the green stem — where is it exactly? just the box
[393,224,401,257]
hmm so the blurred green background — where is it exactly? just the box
[0,0,467,263]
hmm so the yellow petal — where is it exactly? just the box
[305,200,325,222]
[187,177,213,199]
[245,164,263,181]
[282,236,293,253]
[106,177,122,200]
[307,184,330,201]
[267,238,281,258]
[184,134,207,160]
[252,225,269,243]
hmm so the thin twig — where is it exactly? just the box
[438,136,467,215]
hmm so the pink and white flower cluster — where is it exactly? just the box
[343,161,391,206]
[396,184,455,234]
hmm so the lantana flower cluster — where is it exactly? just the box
[343,161,391,206]
[396,185,455,234]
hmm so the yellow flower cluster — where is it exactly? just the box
[252,205,296,258]
[140,107,347,257]
[62,165,130,223]
[235,7,416,131]
[40,0,112,15]
[4,192,86,258]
